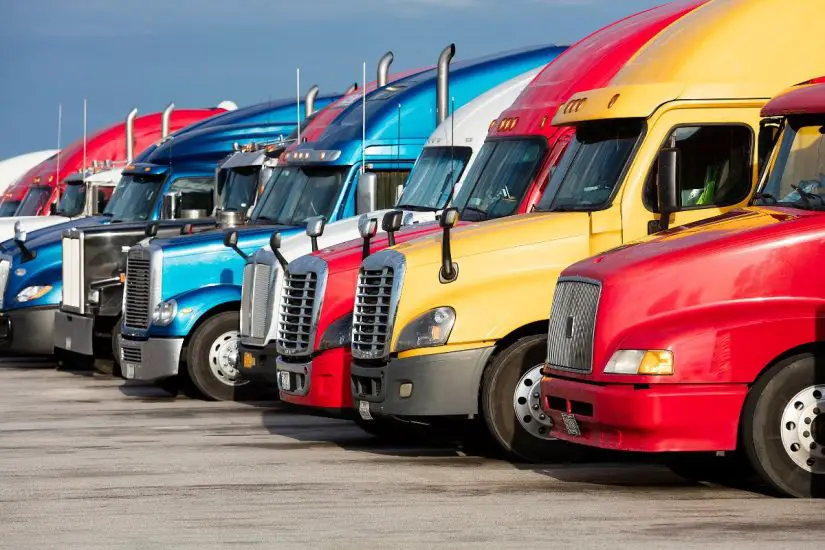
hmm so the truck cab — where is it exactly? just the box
[541,78,825,498]
[119,44,564,402]
[347,0,825,461]
[263,0,709,420]
[0,150,59,204]
[0,95,336,357]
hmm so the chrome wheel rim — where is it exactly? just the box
[780,384,825,473]
[513,364,554,440]
[208,330,246,387]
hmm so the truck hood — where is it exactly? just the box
[153,224,295,259]
[0,215,107,255]
[0,216,70,244]
[393,211,590,269]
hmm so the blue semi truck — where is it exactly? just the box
[118,44,564,401]
[0,91,337,357]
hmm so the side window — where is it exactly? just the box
[374,170,410,210]
[643,125,752,210]
[168,177,215,214]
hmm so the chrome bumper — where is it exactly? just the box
[120,336,184,382]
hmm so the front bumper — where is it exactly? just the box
[53,311,94,357]
[540,375,748,452]
[120,336,184,382]
[279,347,352,410]
[350,346,495,418]
[238,341,279,388]
[0,306,57,355]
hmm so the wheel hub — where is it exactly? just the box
[208,330,247,387]
[513,364,555,440]
[780,384,825,473]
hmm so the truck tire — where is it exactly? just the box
[663,452,754,488]
[742,353,825,498]
[481,334,585,463]
[186,310,253,401]
[111,318,122,378]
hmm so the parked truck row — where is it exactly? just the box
[2,0,823,500]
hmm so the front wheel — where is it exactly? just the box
[481,334,585,463]
[186,311,253,401]
[742,353,825,498]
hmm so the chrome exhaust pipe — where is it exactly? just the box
[436,44,456,125]
[377,51,394,87]
[161,102,175,139]
[125,107,138,163]
[305,85,319,117]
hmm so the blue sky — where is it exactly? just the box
[0,0,664,159]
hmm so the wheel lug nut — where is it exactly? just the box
[815,408,821,415]
[538,427,546,435]
[539,414,546,420]
[532,404,539,410]
[805,417,812,425]
[804,431,811,438]
[791,443,801,452]
[533,392,540,399]
[808,458,816,467]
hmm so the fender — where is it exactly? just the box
[607,297,825,385]
[4,263,63,311]
[150,284,241,338]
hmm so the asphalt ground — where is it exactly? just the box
[1,357,824,549]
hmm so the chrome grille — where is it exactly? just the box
[276,256,327,356]
[240,262,273,340]
[121,344,142,364]
[546,278,601,374]
[0,257,10,309]
[123,251,151,330]
[61,233,84,313]
[351,250,405,360]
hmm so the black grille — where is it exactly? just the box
[121,345,142,364]
[352,374,382,399]
[124,256,151,329]
[546,278,601,373]
[352,266,394,359]
[276,271,318,355]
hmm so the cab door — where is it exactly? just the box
[620,104,762,243]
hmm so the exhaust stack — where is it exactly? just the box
[377,51,394,87]
[436,44,456,125]
[305,85,320,117]
[125,107,138,163]
[161,102,176,139]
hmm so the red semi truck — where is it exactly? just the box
[271,0,709,418]
[540,79,825,498]
[2,105,227,217]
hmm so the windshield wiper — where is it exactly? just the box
[788,184,825,211]
[753,192,777,205]
[100,212,114,217]
[460,205,490,220]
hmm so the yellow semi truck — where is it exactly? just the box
[348,0,825,460]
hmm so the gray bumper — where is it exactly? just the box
[275,356,311,396]
[350,346,495,417]
[120,336,184,382]
[53,311,94,357]
[0,306,57,355]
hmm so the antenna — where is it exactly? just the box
[56,103,62,204]
[296,68,301,144]
[83,99,87,186]
[397,103,401,202]
[361,61,366,174]
[451,97,456,190]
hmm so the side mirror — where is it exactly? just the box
[144,222,159,238]
[269,231,288,270]
[14,221,34,261]
[180,223,193,235]
[94,188,107,215]
[161,191,182,220]
[305,216,326,252]
[356,172,378,214]
[656,147,681,231]
[49,203,57,215]
[439,208,459,283]
[358,215,378,260]
[223,229,248,260]
[381,210,403,246]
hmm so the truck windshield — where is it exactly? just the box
[16,185,52,216]
[760,120,825,207]
[396,147,473,211]
[0,200,20,217]
[219,165,260,212]
[537,119,645,212]
[453,139,547,221]
[103,174,166,222]
[55,183,85,217]
[251,165,347,226]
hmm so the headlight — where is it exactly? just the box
[395,307,455,353]
[88,289,100,305]
[604,349,673,375]
[16,285,53,303]
[152,299,177,326]
[317,314,352,352]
